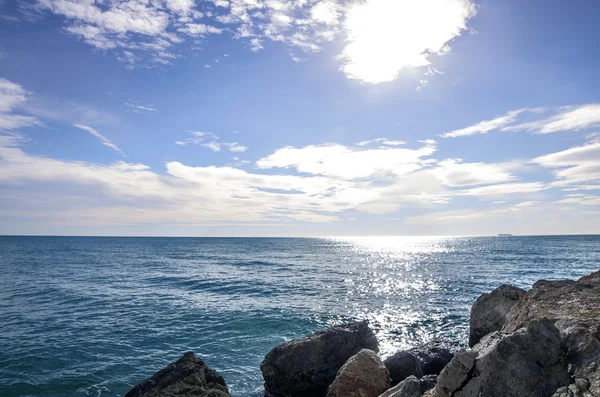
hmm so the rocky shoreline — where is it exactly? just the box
[125,270,600,397]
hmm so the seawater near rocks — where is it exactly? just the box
[125,270,600,397]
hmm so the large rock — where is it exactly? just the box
[503,271,600,395]
[384,351,422,385]
[124,352,229,397]
[379,376,421,397]
[385,342,456,386]
[261,320,379,397]
[326,349,391,397]
[430,351,476,397]
[434,320,569,397]
[469,284,526,347]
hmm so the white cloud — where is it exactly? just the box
[34,0,476,82]
[256,142,436,179]
[430,159,517,187]
[223,142,248,152]
[503,104,600,134]
[175,131,219,146]
[533,141,600,185]
[339,0,476,83]
[74,124,125,155]
[356,138,406,146]
[443,104,600,138]
[441,108,532,138]
[461,182,547,197]
[0,78,42,130]
[125,102,157,113]
[202,141,221,152]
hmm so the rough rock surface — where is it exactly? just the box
[436,320,570,397]
[469,284,526,347]
[261,320,379,397]
[379,375,421,397]
[124,352,229,397]
[326,349,390,397]
[430,351,476,397]
[414,343,456,376]
[384,351,423,385]
[503,271,600,396]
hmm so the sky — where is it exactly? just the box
[0,0,599,236]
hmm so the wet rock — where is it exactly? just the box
[379,375,421,397]
[326,349,390,397]
[261,320,378,397]
[469,284,526,347]
[430,351,476,397]
[419,375,437,394]
[124,352,229,397]
[384,351,423,386]
[414,344,456,376]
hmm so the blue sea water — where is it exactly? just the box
[1,235,599,397]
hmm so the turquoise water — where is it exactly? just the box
[1,236,599,397]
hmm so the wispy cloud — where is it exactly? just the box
[533,140,600,186]
[356,138,406,146]
[223,142,248,152]
[73,124,125,156]
[442,104,600,138]
[125,102,157,113]
[202,141,221,152]
[0,78,42,130]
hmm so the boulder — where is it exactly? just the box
[414,343,456,376]
[434,320,570,397]
[502,271,600,395]
[430,351,476,397]
[124,352,229,397]
[261,320,379,397]
[384,351,422,386]
[379,375,421,397]
[469,284,526,347]
[326,349,391,397]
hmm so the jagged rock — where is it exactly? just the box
[419,375,437,394]
[124,352,229,397]
[455,320,569,397]
[261,320,379,397]
[502,271,600,395]
[379,375,421,397]
[384,351,423,386]
[469,284,526,347]
[326,349,390,397]
[430,351,476,397]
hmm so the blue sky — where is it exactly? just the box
[0,0,599,236]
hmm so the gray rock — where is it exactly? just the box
[384,351,423,386]
[430,351,476,397]
[469,284,526,347]
[503,271,600,395]
[261,320,379,397]
[415,344,456,376]
[124,352,229,397]
[455,320,569,397]
[379,375,421,397]
[326,349,391,397]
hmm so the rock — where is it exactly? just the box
[502,271,600,395]
[124,352,229,397]
[414,344,456,376]
[326,349,391,397]
[419,375,437,394]
[430,351,476,397]
[384,351,423,386]
[379,375,421,397]
[469,284,526,347]
[261,320,379,397]
[453,320,569,397]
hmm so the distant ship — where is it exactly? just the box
[498,233,513,237]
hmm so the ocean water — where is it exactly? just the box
[1,236,599,397]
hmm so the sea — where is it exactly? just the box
[1,235,599,397]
